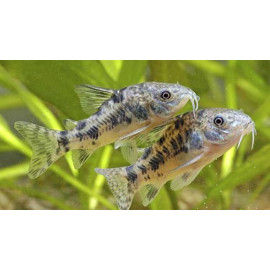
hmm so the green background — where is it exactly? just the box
[0,60,269,210]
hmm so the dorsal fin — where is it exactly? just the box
[75,84,115,116]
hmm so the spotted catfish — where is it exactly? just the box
[96,108,256,210]
[14,82,199,179]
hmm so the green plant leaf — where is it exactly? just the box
[0,60,116,120]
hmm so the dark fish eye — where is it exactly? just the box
[160,91,171,100]
[214,116,225,127]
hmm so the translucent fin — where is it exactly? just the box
[135,123,169,148]
[170,168,202,191]
[75,84,114,115]
[72,149,94,169]
[170,152,205,172]
[63,119,77,130]
[114,123,151,150]
[139,183,162,207]
[117,124,151,142]
[14,121,63,179]
[95,168,136,210]
[119,140,140,164]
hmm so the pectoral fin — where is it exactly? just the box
[119,140,140,164]
[135,123,169,148]
[75,84,115,115]
[170,152,205,173]
[170,168,202,191]
[114,123,151,150]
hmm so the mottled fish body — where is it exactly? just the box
[96,108,256,210]
[15,82,199,179]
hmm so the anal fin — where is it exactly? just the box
[72,149,94,169]
[140,183,162,207]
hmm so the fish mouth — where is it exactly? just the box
[237,121,257,150]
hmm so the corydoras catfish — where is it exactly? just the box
[96,108,256,210]
[14,82,199,179]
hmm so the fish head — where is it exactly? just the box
[197,108,256,150]
[145,82,199,119]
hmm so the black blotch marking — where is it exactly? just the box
[182,173,190,181]
[138,165,147,175]
[142,147,152,160]
[109,114,118,127]
[162,146,170,156]
[58,136,69,148]
[133,105,148,120]
[75,133,84,141]
[180,118,184,126]
[60,131,68,136]
[119,90,124,102]
[125,116,132,124]
[176,134,183,145]
[86,126,99,140]
[112,93,120,103]
[204,130,222,142]
[181,145,188,153]
[190,132,203,149]
[158,136,165,145]
[149,151,165,172]
[92,141,96,145]
[174,118,181,129]
[149,157,160,171]
[156,151,165,164]
[76,121,86,130]
[185,130,191,142]
[126,165,137,183]
[170,138,178,151]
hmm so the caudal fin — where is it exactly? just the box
[14,121,64,179]
[95,167,136,210]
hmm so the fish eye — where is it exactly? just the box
[160,91,171,100]
[214,116,225,127]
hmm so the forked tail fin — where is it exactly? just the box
[14,121,64,179]
[95,167,136,210]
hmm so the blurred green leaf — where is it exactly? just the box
[204,144,270,203]
[0,94,24,110]
[0,60,116,120]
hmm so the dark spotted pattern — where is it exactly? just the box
[138,165,147,175]
[158,136,165,145]
[126,165,138,182]
[75,132,84,141]
[58,135,69,152]
[190,132,203,149]
[149,151,165,172]
[112,93,120,103]
[86,126,99,140]
[76,121,86,130]
[204,130,222,142]
[141,147,152,160]
[60,131,68,136]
